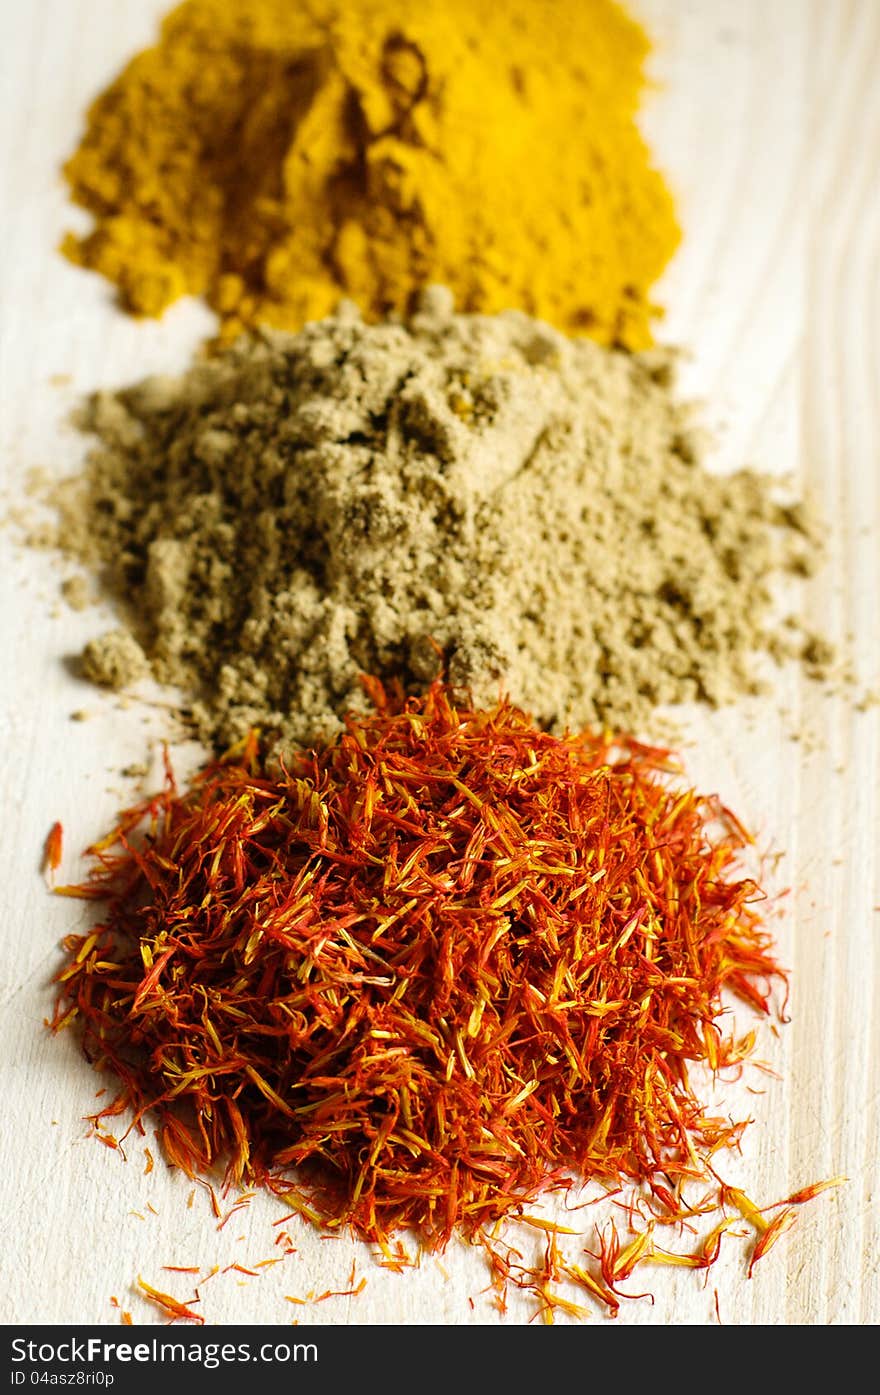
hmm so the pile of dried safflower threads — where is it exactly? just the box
[50,682,838,1319]
[50,295,828,753]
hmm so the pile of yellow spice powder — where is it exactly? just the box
[61,0,679,348]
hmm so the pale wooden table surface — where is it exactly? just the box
[1,0,878,1326]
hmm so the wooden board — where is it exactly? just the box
[1,0,877,1325]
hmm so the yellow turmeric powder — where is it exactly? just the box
[61,0,679,348]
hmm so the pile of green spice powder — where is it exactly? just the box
[50,292,828,751]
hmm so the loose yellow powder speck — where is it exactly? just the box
[61,0,679,348]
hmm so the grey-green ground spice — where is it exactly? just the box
[49,289,826,749]
[60,574,91,611]
[80,628,149,688]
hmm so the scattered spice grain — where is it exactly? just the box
[43,821,63,880]
[136,1277,204,1325]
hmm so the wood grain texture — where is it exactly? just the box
[1,0,877,1325]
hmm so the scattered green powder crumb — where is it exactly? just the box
[801,633,836,680]
[47,291,828,749]
[80,629,149,689]
[120,762,150,779]
[60,574,91,610]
